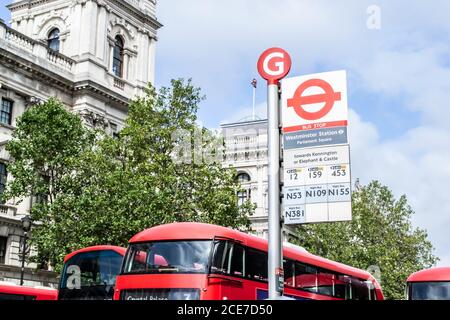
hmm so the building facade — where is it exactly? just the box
[0,0,161,287]
[221,118,296,241]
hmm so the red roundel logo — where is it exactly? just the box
[287,78,342,121]
[257,48,291,84]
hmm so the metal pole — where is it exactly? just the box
[267,83,281,299]
[252,85,256,120]
[20,231,27,286]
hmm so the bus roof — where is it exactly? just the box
[63,245,127,263]
[129,222,381,287]
[0,282,58,300]
[407,267,450,282]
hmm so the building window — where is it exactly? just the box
[31,175,49,207]
[47,28,60,52]
[237,190,249,206]
[237,173,251,206]
[0,99,13,125]
[0,237,6,264]
[0,163,7,201]
[113,36,124,77]
[109,123,119,139]
[237,172,251,183]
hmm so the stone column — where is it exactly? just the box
[70,2,83,57]
[60,37,66,53]
[129,53,136,83]
[26,16,34,36]
[96,4,107,61]
[79,0,98,55]
[123,53,129,79]
[0,21,6,39]
[136,30,149,85]
[108,39,114,72]
[147,37,156,85]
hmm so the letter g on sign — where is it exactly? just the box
[257,48,291,84]
[263,52,285,76]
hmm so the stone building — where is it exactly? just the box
[0,0,161,287]
[221,117,296,241]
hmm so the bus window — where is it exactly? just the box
[317,271,335,297]
[59,249,123,300]
[0,283,57,300]
[335,275,352,299]
[124,241,211,274]
[283,259,295,287]
[351,278,372,300]
[123,244,148,273]
[246,248,268,282]
[211,241,232,274]
[230,244,245,277]
[0,293,36,300]
[295,262,318,293]
[407,267,450,300]
[410,282,450,300]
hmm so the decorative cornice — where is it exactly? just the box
[79,109,108,128]
[36,9,71,30]
[0,48,74,92]
[0,47,130,110]
[8,0,58,12]
[25,96,45,107]
[123,47,138,57]
[109,17,136,39]
[73,80,129,108]
[109,0,163,31]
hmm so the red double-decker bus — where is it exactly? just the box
[407,267,450,300]
[58,245,126,300]
[0,282,57,300]
[114,222,384,300]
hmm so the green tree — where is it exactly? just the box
[3,97,94,267]
[5,80,253,271]
[294,181,438,300]
[4,97,93,205]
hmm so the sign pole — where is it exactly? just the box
[257,47,291,299]
[267,82,282,299]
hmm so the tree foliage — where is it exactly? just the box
[4,97,93,205]
[294,181,438,300]
[5,79,253,271]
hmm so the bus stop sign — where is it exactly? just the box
[287,78,342,121]
[257,47,292,84]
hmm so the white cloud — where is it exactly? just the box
[349,109,450,265]
[345,29,450,266]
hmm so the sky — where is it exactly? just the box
[2,1,450,266]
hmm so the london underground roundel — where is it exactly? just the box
[287,78,342,121]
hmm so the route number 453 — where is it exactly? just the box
[331,169,346,177]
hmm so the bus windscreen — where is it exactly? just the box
[410,282,450,300]
[123,241,211,274]
[59,250,123,300]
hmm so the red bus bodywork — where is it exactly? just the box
[59,245,126,300]
[114,222,384,300]
[407,267,450,300]
[0,283,57,300]
[407,267,450,283]
[63,245,127,264]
